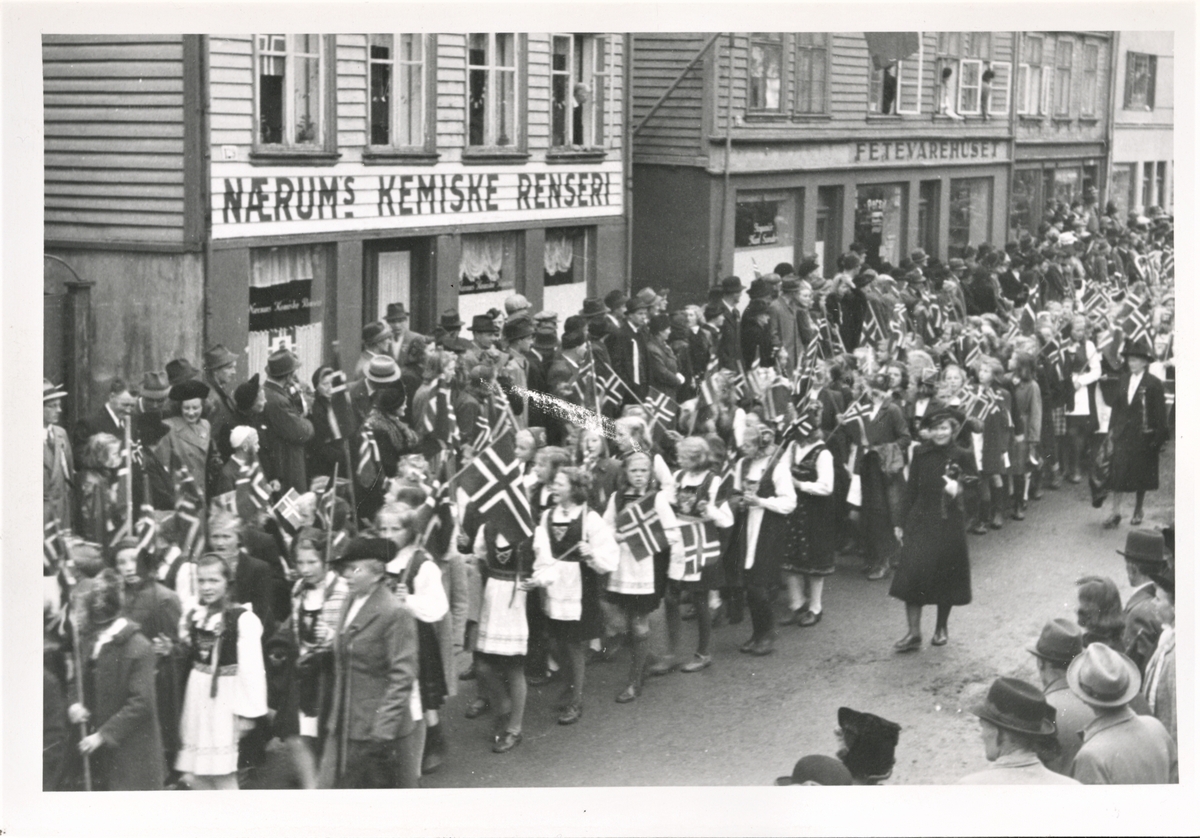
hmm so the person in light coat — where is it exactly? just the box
[44,380,74,530]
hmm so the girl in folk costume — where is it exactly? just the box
[602,452,675,703]
[270,528,348,788]
[375,502,453,775]
[1007,350,1043,520]
[973,357,1016,529]
[693,369,747,453]
[523,446,572,686]
[663,437,733,672]
[530,468,619,725]
[613,415,677,493]
[779,405,837,628]
[470,514,536,754]
[575,426,622,514]
[729,414,797,657]
[1061,315,1101,484]
[175,554,268,790]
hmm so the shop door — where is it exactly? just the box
[815,186,842,278]
[854,183,907,271]
[365,239,432,334]
[918,180,940,258]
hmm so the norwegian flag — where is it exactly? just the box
[697,374,718,410]
[955,334,982,369]
[134,496,157,552]
[816,313,844,357]
[416,467,456,557]
[421,377,460,448]
[476,391,515,451]
[356,428,381,489]
[212,491,238,515]
[457,428,534,541]
[615,493,667,562]
[891,302,908,340]
[678,519,722,577]
[645,387,680,442]
[44,518,64,572]
[791,336,821,405]
[271,488,305,534]
[1162,249,1174,281]
[1094,329,1115,353]
[862,303,888,347]
[570,360,599,409]
[838,393,873,436]
[1081,283,1113,318]
[726,367,748,401]
[762,381,793,424]
[173,472,204,559]
[595,361,625,412]
[1040,337,1064,376]
[961,385,1000,423]
[235,460,272,513]
[1116,296,1153,345]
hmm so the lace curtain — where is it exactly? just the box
[544,229,575,276]
[460,233,506,285]
[248,244,325,376]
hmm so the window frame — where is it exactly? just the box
[549,33,608,149]
[1053,37,1073,117]
[543,226,595,288]
[793,33,830,115]
[747,32,785,113]
[465,33,527,155]
[1080,41,1099,117]
[958,57,983,115]
[251,34,337,162]
[365,34,436,158]
[1123,51,1157,111]
[988,60,1012,116]
[1017,34,1045,116]
[896,38,924,115]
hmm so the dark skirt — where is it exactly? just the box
[550,564,606,642]
[781,491,836,575]
[417,620,448,711]
[744,510,790,589]
[681,554,726,592]
[1110,433,1160,492]
[605,590,661,617]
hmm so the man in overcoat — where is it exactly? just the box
[260,349,314,494]
[605,291,651,403]
[44,380,74,529]
[319,538,421,789]
[1118,529,1166,675]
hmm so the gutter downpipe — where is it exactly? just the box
[716,33,734,279]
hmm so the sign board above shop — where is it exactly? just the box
[210,161,624,240]
[726,138,1009,174]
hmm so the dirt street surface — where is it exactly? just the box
[250,447,1173,789]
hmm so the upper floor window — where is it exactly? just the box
[1054,38,1073,116]
[866,33,922,115]
[1124,51,1157,110]
[368,35,428,148]
[468,33,520,148]
[794,33,828,113]
[256,35,326,147]
[551,34,607,147]
[1017,34,1047,115]
[1080,42,1099,116]
[986,61,1012,115]
[748,33,784,111]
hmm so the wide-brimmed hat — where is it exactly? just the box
[910,248,929,265]
[266,349,299,379]
[1067,643,1142,708]
[385,302,409,322]
[561,329,587,351]
[579,297,607,318]
[775,755,853,786]
[43,379,67,402]
[837,707,900,780]
[971,677,1057,737]
[140,371,171,400]
[625,293,651,313]
[947,258,967,272]
[781,277,801,293]
[1028,618,1084,667]
[1116,528,1167,566]
[533,330,559,349]
[169,379,210,403]
[165,358,199,387]
[718,275,745,295]
[233,374,261,411]
[366,355,401,384]
[439,309,463,331]
[469,314,499,334]
[204,344,239,371]
[362,320,390,346]
[1121,336,1155,361]
[503,316,535,342]
[633,288,660,308]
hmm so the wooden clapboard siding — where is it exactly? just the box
[436,33,467,158]
[631,34,709,163]
[1015,32,1110,145]
[208,35,255,155]
[336,35,368,152]
[527,35,551,150]
[606,34,624,153]
[43,34,192,246]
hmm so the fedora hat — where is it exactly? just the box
[625,293,651,313]
[385,302,409,322]
[362,320,390,346]
[203,344,239,372]
[140,371,171,400]
[365,355,401,385]
[718,275,745,295]
[43,379,67,402]
[780,277,801,292]
[469,314,499,333]
[747,278,772,300]
[1067,643,1142,708]
[439,309,463,331]
[1028,618,1084,667]
[233,374,261,411]
[603,289,629,312]
[533,310,559,327]
[580,297,607,318]
[165,358,199,387]
[971,677,1057,737]
[1121,336,1155,361]
[633,287,660,308]
[1116,528,1166,566]
[266,349,299,379]
[775,755,853,786]
[504,293,532,316]
[503,315,535,342]
[169,379,210,403]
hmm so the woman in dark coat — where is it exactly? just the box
[69,569,165,790]
[307,366,356,483]
[1104,339,1168,527]
[889,408,976,652]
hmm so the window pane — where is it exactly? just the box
[460,232,516,293]
[551,36,570,146]
[468,33,488,64]
[497,68,515,146]
[293,34,320,56]
[854,183,906,269]
[959,61,980,112]
[399,33,421,62]
[496,33,515,67]
[1057,40,1072,67]
[369,39,392,146]
[1027,36,1042,65]
[750,42,782,109]
[948,177,992,258]
[1156,162,1166,209]
[397,53,422,146]
[733,191,797,282]
[295,54,321,144]
[1143,162,1154,208]
[468,36,487,146]
[1011,169,1040,237]
[258,47,284,144]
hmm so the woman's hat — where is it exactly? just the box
[366,355,402,385]
[1121,336,1155,360]
[503,316,535,342]
[775,755,853,786]
[504,293,532,316]
[649,313,672,334]
[971,677,1057,737]
[921,406,965,429]
[469,314,499,334]
[796,256,820,278]
[233,374,261,411]
[1027,618,1084,667]
[362,320,390,346]
[625,293,652,313]
[165,358,200,387]
[377,387,405,414]
[229,425,258,451]
[747,278,772,300]
[1067,643,1142,708]
[1116,528,1166,566]
[837,707,900,780]
[560,329,587,351]
[169,379,210,403]
[267,349,299,378]
[204,344,239,371]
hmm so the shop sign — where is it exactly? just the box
[212,162,623,239]
[852,139,1004,164]
[249,279,320,331]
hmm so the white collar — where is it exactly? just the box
[92,617,129,658]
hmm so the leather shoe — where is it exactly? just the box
[778,608,805,626]
[798,609,822,627]
[893,633,922,653]
[680,653,712,672]
[931,627,948,646]
[865,565,889,580]
[739,637,758,654]
[749,635,776,656]
[557,702,583,725]
[647,659,678,677]
[492,730,522,754]
[1130,509,1144,526]
[463,697,490,719]
[1102,513,1122,530]
[615,684,641,703]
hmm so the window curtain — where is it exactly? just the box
[248,244,325,378]
[460,233,506,284]
[544,230,575,276]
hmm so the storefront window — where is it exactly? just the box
[1010,169,1040,238]
[1155,162,1166,212]
[544,227,592,317]
[1108,164,1134,220]
[948,177,992,258]
[815,186,841,278]
[1141,162,1154,210]
[1054,168,1080,205]
[460,232,518,294]
[733,190,797,281]
[854,183,906,270]
[248,244,329,377]
[918,180,940,255]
